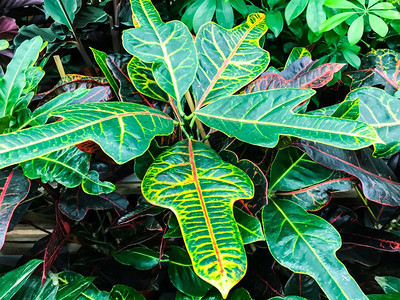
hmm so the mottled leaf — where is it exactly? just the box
[142,140,254,297]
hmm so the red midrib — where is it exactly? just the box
[188,140,225,275]
[0,170,13,206]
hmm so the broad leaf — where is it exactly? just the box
[134,140,168,180]
[56,271,94,300]
[0,102,174,169]
[348,49,400,94]
[0,168,30,249]
[262,199,367,300]
[113,247,159,270]
[234,206,264,244]
[21,146,115,195]
[294,140,400,206]
[109,284,145,300]
[0,259,42,300]
[285,274,320,300]
[346,88,400,157]
[275,172,356,211]
[43,0,79,30]
[193,13,269,107]
[14,274,59,300]
[196,89,379,150]
[122,0,197,102]
[246,57,345,92]
[60,187,128,221]
[0,36,43,118]
[77,285,109,300]
[142,139,254,297]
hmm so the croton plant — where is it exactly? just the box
[1,0,400,299]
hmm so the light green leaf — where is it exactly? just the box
[285,47,311,69]
[192,13,269,107]
[44,0,79,30]
[142,140,254,298]
[285,0,308,25]
[371,10,400,19]
[90,48,120,99]
[306,0,326,32]
[216,0,234,29]
[370,3,395,10]
[0,40,9,51]
[324,0,363,10]
[0,259,42,300]
[0,36,43,118]
[342,48,361,68]
[262,199,367,300]
[193,0,217,33]
[196,89,379,150]
[20,146,115,195]
[348,15,364,44]
[375,276,400,294]
[0,102,174,169]
[319,12,355,32]
[369,14,388,37]
[122,0,198,103]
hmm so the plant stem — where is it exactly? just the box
[355,187,378,226]
[53,55,66,78]
[184,91,210,146]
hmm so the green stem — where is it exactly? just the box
[355,187,378,226]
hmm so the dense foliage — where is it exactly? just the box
[0,0,400,299]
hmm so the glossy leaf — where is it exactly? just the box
[168,246,212,298]
[285,274,321,300]
[109,284,145,300]
[122,0,197,102]
[0,168,30,249]
[294,140,400,206]
[348,49,400,94]
[0,102,174,169]
[21,146,115,195]
[74,6,107,28]
[234,206,264,244]
[134,140,168,180]
[77,284,109,300]
[113,247,159,270]
[56,271,94,300]
[142,140,254,297]
[43,0,78,30]
[346,88,400,157]
[246,57,345,92]
[14,274,59,300]
[196,89,379,150]
[275,172,356,211]
[203,287,252,299]
[262,199,367,300]
[193,13,269,107]
[91,48,120,99]
[0,36,43,118]
[375,276,400,294]
[0,259,42,300]
[60,187,128,221]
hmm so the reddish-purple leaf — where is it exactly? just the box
[347,49,400,94]
[276,172,357,211]
[59,187,128,221]
[0,0,43,11]
[0,16,19,41]
[294,140,400,206]
[42,207,70,283]
[0,168,30,249]
[246,57,345,92]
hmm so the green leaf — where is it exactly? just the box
[0,102,174,169]
[306,0,326,32]
[192,13,269,107]
[348,15,364,44]
[78,284,109,300]
[193,0,217,33]
[368,294,400,300]
[230,0,248,15]
[196,89,379,150]
[109,284,145,300]
[369,14,388,37]
[342,48,361,68]
[0,40,9,51]
[14,274,59,300]
[142,140,254,298]
[168,246,212,298]
[74,6,107,28]
[371,10,400,20]
[285,274,321,300]
[262,199,367,300]
[122,0,198,103]
[56,271,94,300]
[234,206,264,244]
[348,87,400,157]
[266,10,284,37]
[324,0,362,10]
[285,0,308,25]
[0,36,43,118]
[285,47,312,69]
[216,0,234,29]
[90,48,120,100]
[20,146,115,195]
[43,0,79,30]
[113,247,160,270]
[134,140,168,180]
[127,56,168,102]
[375,276,400,294]
[319,12,355,32]
[0,259,42,300]
[369,3,395,10]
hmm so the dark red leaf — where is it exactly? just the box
[42,207,70,283]
[0,0,43,10]
[246,57,345,92]
[0,168,30,249]
[347,49,400,95]
[0,16,19,41]
[59,187,128,221]
[294,140,400,206]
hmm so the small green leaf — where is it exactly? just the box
[285,47,311,68]
[0,259,42,300]
[342,48,361,68]
[193,0,217,32]
[369,14,388,37]
[0,40,9,51]
[348,15,364,44]
[285,0,309,25]
[234,207,264,244]
[113,247,159,270]
[216,0,234,29]
[319,12,355,32]
[266,10,284,37]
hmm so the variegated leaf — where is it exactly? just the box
[193,13,269,107]
[122,0,197,102]
[196,89,380,150]
[0,102,174,169]
[142,139,254,298]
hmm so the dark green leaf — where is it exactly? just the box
[56,271,94,300]
[375,276,400,294]
[134,140,168,180]
[285,274,320,300]
[74,6,107,28]
[113,247,159,270]
[109,284,145,300]
[234,206,264,244]
[266,10,284,37]
[44,0,79,30]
